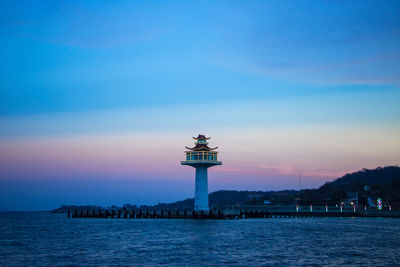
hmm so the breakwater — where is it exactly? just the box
[69,206,400,219]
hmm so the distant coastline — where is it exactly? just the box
[52,166,400,213]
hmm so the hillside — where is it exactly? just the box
[52,166,400,212]
[301,166,400,206]
[156,166,400,209]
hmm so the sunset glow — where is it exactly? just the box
[1,1,399,210]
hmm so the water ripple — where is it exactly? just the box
[0,213,399,266]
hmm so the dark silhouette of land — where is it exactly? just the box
[154,166,400,210]
[52,166,400,213]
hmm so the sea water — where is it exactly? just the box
[1,212,399,266]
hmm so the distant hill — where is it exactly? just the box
[301,166,400,205]
[52,166,400,211]
[154,189,300,209]
[156,166,400,209]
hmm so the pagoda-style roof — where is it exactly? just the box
[186,134,218,151]
[193,134,210,140]
[185,143,218,151]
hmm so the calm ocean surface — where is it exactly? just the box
[1,212,399,266]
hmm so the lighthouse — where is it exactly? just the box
[181,134,222,212]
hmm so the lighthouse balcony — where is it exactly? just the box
[181,151,222,166]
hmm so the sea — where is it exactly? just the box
[1,212,399,266]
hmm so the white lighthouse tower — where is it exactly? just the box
[181,135,222,212]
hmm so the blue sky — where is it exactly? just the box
[0,1,399,210]
[1,0,399,115]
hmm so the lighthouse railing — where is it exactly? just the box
[185,151,218,162]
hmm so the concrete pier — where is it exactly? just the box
[69,206,400,219]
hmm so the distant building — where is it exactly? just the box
[247,193,264,199]
[367,197,376,207]
[343,192,358,206]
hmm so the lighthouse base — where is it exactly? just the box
[194,166,209,212]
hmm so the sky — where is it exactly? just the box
[1,0,400,210]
